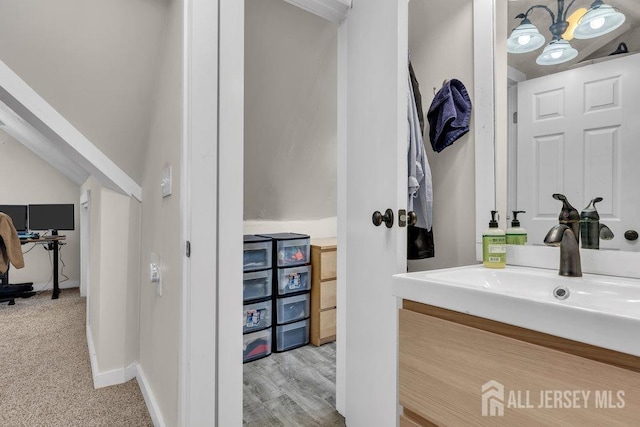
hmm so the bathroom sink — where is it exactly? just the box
[393,265,640,357]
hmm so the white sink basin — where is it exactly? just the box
[393,265,640,357]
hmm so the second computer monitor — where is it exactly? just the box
[28,204,75,232]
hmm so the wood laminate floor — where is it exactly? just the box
[243,342,345,426]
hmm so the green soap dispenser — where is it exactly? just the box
[483,210,506,269]
[506,210,527,245]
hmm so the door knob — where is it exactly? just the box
[397,210,417,227]
[407,211,417,226]
[624,230,638,241]
[372,209,394,228]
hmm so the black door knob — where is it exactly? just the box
[372,209,394,228]
[624,230,638,241]
[407,211,417,227]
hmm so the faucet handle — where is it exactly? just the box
[599,224,614,240]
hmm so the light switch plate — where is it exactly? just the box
[161,165,172,198]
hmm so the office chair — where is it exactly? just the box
[0,263,35,305]
[0,212,35,305]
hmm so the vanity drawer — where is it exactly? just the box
[399,307,640,426]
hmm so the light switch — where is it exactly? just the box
[150,252,162,296]
[161,165,172,198]
[150,252,160,283]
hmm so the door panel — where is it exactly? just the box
[341,0,407,425]
[517,54,640,251]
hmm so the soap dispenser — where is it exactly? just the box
[552,194,580,243]
[580,197,614,249]
[506,210,527,245]
[483,210,506,269]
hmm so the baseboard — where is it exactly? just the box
[136,363,166,427]
[86,326,137,389]
[32,279,80,292]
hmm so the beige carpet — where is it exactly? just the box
[0,288,152,427]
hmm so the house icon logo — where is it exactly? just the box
[482,380,504,417]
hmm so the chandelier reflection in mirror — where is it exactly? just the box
[507,0,626,65]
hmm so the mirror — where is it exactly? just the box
[505,0,640,252]
[476,0,640,278]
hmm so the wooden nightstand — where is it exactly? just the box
[310,238,337,346]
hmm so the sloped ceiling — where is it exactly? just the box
[244,0,338,221]
[508,0,639,78]
[0,0,169,184]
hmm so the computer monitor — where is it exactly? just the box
[0,205,28,232]
[28,204,75,232]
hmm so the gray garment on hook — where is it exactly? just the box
[408,74,433,231]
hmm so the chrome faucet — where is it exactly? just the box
[546,194,582,277]
[544,225,582,277]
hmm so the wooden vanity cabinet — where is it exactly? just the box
[399,300,640,426]
[310,238,337,346]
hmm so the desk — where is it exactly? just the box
[20,235,66,299]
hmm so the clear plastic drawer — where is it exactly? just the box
[275,238,310,267]
[243,328,272,363]
[276,265,311,296]
[243,270,272,302]
[243,299,272,334]
[275,319,309,352]
[243,239,272,272]
[276,293,310,325]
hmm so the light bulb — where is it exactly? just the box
[550,50,563,59]
[590,17,605,30]
[518,34,531,45]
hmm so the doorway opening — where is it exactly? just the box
[241,0,342,424]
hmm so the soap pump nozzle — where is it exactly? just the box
[580,197,614,249]
[489,210,499,228]
[552,194,580,243]
[511,210,525,227]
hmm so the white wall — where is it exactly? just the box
[244,0,337,221]
[0,0,169,184]
[0,130,80,289]
[244,217,337,238]
[81,176,140,378]
[138,0,183,424]
[407,0,477,271]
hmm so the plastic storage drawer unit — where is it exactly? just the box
[243,299,272,334]
[243,235,272,272]
[276,293,310,325]
[275,319,310,352]
[276,265,311,296]
[243,328,272,363]
[257,233,310,267]
[243,270,272,302]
